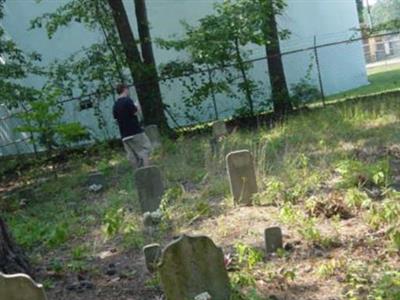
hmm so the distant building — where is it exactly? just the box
[1,0,368,156]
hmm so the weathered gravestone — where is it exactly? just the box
[145,125,162,149]
[264,226,283,254]
[212,121,228,139]
[143,243,161,273]
[87,171,106,186]
[159,235,231,300]
[0,273,47,300]
[134,166,164,213]
[226,150,258,205]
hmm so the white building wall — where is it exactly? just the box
[0,0,368,156]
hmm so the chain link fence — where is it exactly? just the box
[1,31,399,157]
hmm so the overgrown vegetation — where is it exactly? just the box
[2,95,400,299]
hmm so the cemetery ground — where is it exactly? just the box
[1,96,400,299]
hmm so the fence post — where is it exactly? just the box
[314,35,326,107]
[206,65,219,120]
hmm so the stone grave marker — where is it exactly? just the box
[212,121,228,138]
[226,150,258,205]
[143,243,161,273]
[145,125,162,149]
[134,166,164,213]
[0,273,47,300]
[159,235,231,300]
[87,171,105,186]
[195,292,212,300]
[209,138,220,157]
[264,226,283,254]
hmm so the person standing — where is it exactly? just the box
[113,84,151,168]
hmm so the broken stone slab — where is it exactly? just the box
[264,226,283,254]
[88,184,103,193]
[226,150,258,205]
[145,125,162,149]
[143,243,162,273]
[195,292,212,300]
[159,235,230,300]
[134,166,164,213]
[0,272,47,300]
[212,121,228,138]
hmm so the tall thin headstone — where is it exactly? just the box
[226,150,258,205]
[0,273,47,300]
[134,166,164,212]
[159,235,231,300]
[145,125,162,149]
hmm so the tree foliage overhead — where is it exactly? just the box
[31,0,170,132]
[0,1,88,153]
[0,0,42,108]
[158,0,291,117]
[363,0,400,33]
[370,0,400,26]
[30,0,127,99]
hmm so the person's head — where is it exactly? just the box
[116,84,129,97]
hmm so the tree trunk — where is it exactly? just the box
[107,0,170,133]
[0,216,32,276]
[134,0,170,133]
[264,0,292,117]
[234,37,254,116]
[355,0,364,25]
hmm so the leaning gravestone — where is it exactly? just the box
[159,235,231,300]
[0,273,47,300]
[226,150,258,205]
[145,125,162,149]
[264,226,283,254]
[134,166,164,213]
[212,121,228,139]
[143,243,161,273]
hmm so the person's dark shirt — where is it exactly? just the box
[113,96,143,138]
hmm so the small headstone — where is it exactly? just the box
[159,235,230,300]
[134,166,164,213]
[212,121,228,138]
[145,125,162,149]
[87,171,106,187]
[264,227,283,254]
[143,243,162,273]
[226,150,258,205]
[0,273,47,300]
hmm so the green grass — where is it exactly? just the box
[327,63,400,101]
[2,92,400,299]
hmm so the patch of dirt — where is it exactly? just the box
[38,249,161,300]
[182,205,397,300]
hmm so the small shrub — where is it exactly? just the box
[290,79,321,109]
[102,208,125,237]
[336,159,389,189]
[46,223,70,247]
[344,188,370,209]
[234,243,263,270]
